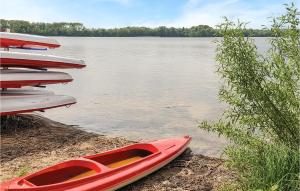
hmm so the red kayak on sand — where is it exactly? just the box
[0,136,191,191]
[0,32,60,49]
[0,51,86,69]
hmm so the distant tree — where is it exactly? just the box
[0,19,273,37]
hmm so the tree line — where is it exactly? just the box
[0,19,272,37]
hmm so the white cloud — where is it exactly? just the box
[136,0,284,28]
[92,0,133,5]
[111,0,132,5]
[0,0,289,28]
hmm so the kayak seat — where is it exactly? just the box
[66,169,98,182]
[107,156,143,168]
[88,148,153,169]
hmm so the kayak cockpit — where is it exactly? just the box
[85,143,159,169]
[23,159,101,186]
[87,148,153,168]
[18,144,159,187]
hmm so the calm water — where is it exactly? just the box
[25,37,268,157]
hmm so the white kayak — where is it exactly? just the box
[0,32,60,49]
[0,69,73,88]
[0,51,86,69]
[0,93,76,116]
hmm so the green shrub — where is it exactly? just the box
[199,3,300,191]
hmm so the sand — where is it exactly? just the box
[0,114,234,190]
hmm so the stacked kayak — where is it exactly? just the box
[0,51,85,69]
[0,69,73,88]
[0,136,191,191]
[1,91,76,116]
[0,32,86,115]
[0,32,60,49]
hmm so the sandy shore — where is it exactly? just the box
[1,114,234,190]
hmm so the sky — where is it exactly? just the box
[0,0,299,28]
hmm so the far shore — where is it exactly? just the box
[1,114,234,190]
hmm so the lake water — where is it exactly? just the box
[26,37,268,157]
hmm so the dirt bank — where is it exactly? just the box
[1,114,234,190]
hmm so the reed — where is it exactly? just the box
[199,3,300,190]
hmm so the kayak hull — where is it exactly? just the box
[0,32,60,49]
[1,79,72,88]
[0,69,73,88]
[0,88,55,96]
[0,136,191,191]
[0,51,86,69]
[0,79,72,88]
[0,92,76,116]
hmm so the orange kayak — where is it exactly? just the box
[1,136,191,191]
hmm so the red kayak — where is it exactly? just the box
[0,51,86,69]
[0,136,191,191]
[0,69,73,88]
[0,32,60,49]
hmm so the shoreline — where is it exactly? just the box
[1,114,234,190]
